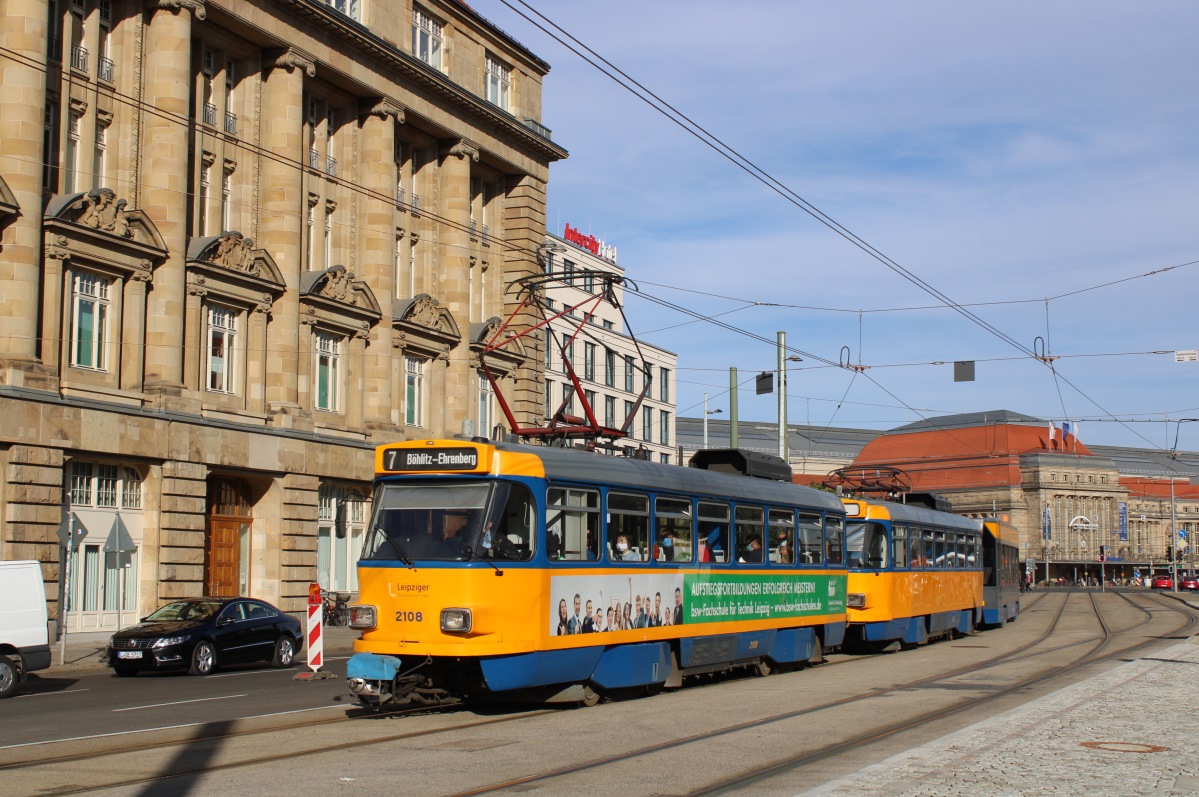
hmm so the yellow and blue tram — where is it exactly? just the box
[346,438,849,708]
[981,518,1022,626]
[842,498,984,647]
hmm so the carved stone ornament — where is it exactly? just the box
[318,264,356,304]
[408,293,443,330]
[153,0,207,20]
[363,97,405,124]
[77,188,133,238]
[199,231,258,274]
[447,139,480,162]
[273,48,316,78]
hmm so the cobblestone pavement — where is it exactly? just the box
[802,635,1199,797]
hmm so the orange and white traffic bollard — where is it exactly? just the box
[295,582,336,681]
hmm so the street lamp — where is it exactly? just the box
[536,241,566,273]
[703,393,722,449]
[1168,419,1197,591]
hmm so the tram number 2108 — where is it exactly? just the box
[395,611,424,622]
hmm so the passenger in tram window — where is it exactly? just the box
[548,530,563,560]
[739,534,763,564]
[775,531,793,564]
[586,528,598,561]
[674,587,684,625]
[654,528,677,562]
[614,533,639,561]
[556,598,569,635]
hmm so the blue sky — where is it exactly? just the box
[473,1,1199,450]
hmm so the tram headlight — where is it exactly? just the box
[349,605,376,630]
[847,593,866,609]
[440,608,472,634]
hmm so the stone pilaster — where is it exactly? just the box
[279,472,318,612]
[502,174,547,427]
[0,0,52,384]
[121,273,150,391]
[437,138,477,435]
[1,446,64,619]
[140,0,204,406]
[261,48,312,422]
[156,459,207,600]
[359,99,402,430]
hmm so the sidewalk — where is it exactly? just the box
[804,594,1199,797]
[42,622,360,675]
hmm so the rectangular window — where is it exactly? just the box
[412,8,443,70]
[485,54,510,110]
[405,357,425,426]
[604,395,616,428]
[43,100,59,189]
[608,492,649,563]
[544,381,553,421]
[562,333,573,374]
[65,112,81,193]
[659,367,670,403]
[315,332,340,412]
[198,161,210,237]
[659,410,670,446]
[70,462,93,504]
[122,467,142,509]
[71,272,109,370]
[624,400,633,431]
[736,505,765,564]
[95,464,118,508]
[584,342,596,381]
[561,382,574,415]
[655,495,693,564]
[205,304,237,394]
[698,500,730,563]
[642,406,652,442]
[583,389,596,419]
[547,486,600,562]
[604,349,615,387]
[92,123,106,190]
[624,355,634,392]
[478,374,493,435]
[768,509,794,564]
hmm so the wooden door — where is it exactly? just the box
[206,519,240,596]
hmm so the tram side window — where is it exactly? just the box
[735,505,765,564]
[698,500,731,563]
[825,516,844,565]
[865,522,888,569]
[654,495,693,563]
[845,521,865,567]
[546,487,600,561]
[919,529,935,568]
[769,508,794,564]
[797,511,823,565]
[970,536,980,568]
[489,482,534,561]
[608,491,649,562]
[956,534,969,568]
[893,525,908,570]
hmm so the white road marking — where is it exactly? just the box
[0,704,345,750]
[113,694,247,712]
[15,689,90,698]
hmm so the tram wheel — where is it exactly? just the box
[581,686,601,707]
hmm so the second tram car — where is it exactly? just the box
[347,439,849,709]
[842,498,984,648]
[981,518,1022,626]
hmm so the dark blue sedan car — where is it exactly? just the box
[106,597,302,676]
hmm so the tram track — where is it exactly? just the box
[6,592,1193,797]
[445,591,1198,797]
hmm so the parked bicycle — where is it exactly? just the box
[322,590,351,627]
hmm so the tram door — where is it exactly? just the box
[206,477,252,597]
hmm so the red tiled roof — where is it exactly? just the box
[850,425,1092,490]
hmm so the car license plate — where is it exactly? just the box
[118,651,142,660]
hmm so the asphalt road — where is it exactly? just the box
[0,657,352,750]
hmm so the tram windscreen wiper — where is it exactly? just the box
[369,526,415,569]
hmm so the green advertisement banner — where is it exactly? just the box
[682,573,846,623]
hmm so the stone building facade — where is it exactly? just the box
[0,0,566,629]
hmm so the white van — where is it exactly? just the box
[0,560,52,698]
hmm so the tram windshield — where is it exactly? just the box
[845,521,889,569]
[361,480,535,562]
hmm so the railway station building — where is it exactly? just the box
[0,0,565,630]
[681,410,1199,582]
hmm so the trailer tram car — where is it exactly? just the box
[981,518,1022,626]
[346,439,849,709]
[842,498,984,648]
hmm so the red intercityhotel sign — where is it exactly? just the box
[563,223,617,262]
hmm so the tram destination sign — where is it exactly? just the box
[383,447,479,472]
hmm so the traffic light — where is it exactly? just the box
[1167,545,1174,561]
[1098,545,1105,562]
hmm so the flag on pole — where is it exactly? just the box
[1048,422,1056,441]
[1061,420,1072,439]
